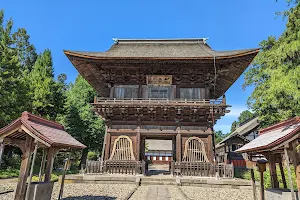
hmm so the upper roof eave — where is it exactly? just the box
[63,48,260,61]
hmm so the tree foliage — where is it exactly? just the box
[0,10,32,127]
[230,110,255,132]
[244,3,300,127]
[60,75,105,165]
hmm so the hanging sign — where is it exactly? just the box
[146,75,172,86]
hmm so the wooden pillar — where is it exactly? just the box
[259,171,265,200]
[25,142,38,200]
[136,130,141,161]
[278,156,287,189]
[284,147,296,200]
[250,156,257,200]
[269,154,279,188]
[176,127,181,162]
[39,148,47,182]
[0,142,5,166]
[104,132,111,161]
[291,140,300,197]
[172,136,176,161]
[100,125,108,162]
[14,135,34,200]
[44,147,55,182]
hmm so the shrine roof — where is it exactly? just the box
[236,117,300,153]
[64,38,259,59]
[217,117,259,146]
[0,112,86,149]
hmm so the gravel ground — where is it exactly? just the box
[0,179,136,200]
[128,185,147,200]
[180,186,260,200]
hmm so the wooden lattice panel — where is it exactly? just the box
[109,135,135,160]
[182,136,209,162]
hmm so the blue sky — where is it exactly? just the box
[2,0,289,133]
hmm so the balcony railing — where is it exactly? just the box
[94,97,227,106]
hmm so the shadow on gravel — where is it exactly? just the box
[61,196,116,200]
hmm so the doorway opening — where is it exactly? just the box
[144,138,174,175]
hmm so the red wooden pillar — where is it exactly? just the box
[14,135,33,200]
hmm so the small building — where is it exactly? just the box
[216,117,260,167]
[236,116,300,200]
[145,140,173,164]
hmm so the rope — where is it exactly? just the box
[197,39,217,99]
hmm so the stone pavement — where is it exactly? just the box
[146,185,171,200]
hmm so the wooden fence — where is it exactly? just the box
[171,162,234,178]
[86,160,145,175]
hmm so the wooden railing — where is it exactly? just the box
[171,162,234,178]
[85,160,145,175]
[94,97,226,106]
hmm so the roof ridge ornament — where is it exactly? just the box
[112,38,209,44]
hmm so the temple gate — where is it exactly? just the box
[65,38,259,176]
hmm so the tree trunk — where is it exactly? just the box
[79,148,88,169]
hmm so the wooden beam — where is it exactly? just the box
[0,143,5,167]
[44,147,55,182]
[268,154,279,188]
[39,148,47,182]
[284,147,296,200]
[136,130,141,161]
[250,160,257,200]
[25,142,38,200]
[278,156,287,189]
[104,132,111,161]
[176,127,181,162]
[14,135,34,200]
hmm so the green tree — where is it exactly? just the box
[28,49,67,120]
[215,130,228,143]
[0,10,29,127]
[230,110,255,132]
[61,75,105,166]
[244,3,300,127]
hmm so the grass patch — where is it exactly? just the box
[235,166,297,189]
[0,168,79,181]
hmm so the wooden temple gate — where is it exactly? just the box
[65,38,259,177]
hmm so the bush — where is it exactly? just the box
[0,168,20,179]
[87,151,98,161]
[235,165,297,189]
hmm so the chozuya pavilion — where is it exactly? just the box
[64,38,259,176]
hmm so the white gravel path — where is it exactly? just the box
[0,179,136,200]
[180,186,260,200]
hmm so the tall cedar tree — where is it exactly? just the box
[61,75,105,166]
[244,4,300,127]
[28,49,67,119]
[0,10,32,127]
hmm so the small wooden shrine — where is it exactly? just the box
[236,116,300,200]
[0,112,86,200]
[65,38,259,176]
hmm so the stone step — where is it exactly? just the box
[141,181,177,186]
[141,178,175,182]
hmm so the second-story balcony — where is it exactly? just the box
[92,96,230,126]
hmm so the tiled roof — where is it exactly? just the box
[0,112,86,149]
[236,117,300,153]
[217,117,259,146]
[64,38,259,59]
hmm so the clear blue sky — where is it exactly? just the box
[2,0,289,133]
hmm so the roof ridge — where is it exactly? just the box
[21,111,64,130]
[259,116,300,135]
[113,38,209,44]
